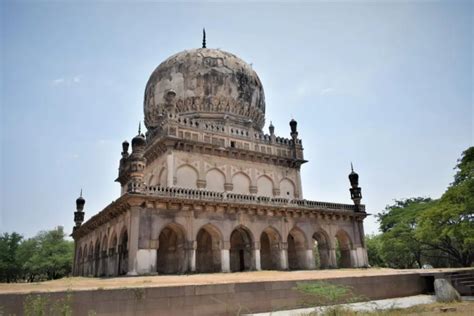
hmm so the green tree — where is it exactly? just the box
[0,232,23,282]
[22,227,74,280]
[377,198,433,268]
[375,147,474,268]
[416,147,474,267]
[365,234,385,267]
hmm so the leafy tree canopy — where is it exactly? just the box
[368,147,473,268]
[0,227,73,283]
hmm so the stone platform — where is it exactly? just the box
[0,268,471,315]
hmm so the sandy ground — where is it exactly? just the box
[0,268,470,294]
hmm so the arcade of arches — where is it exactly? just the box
[74,211,368,276]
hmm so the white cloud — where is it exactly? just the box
[51,78,65,86]
[320,88,335,95]
[50,75,82,86]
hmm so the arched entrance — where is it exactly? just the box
[108,233,118,276]
[288,227,307,270]
[118,229,128,275]
[196,224,222,273]
[156,224,186,274]
[100,235,108,276]
[94,239,100,277]
[312,231,330,269]
[76,247,83,276]
[87,242,93,276]
[260,227,281,270]
[336,230,353,268]
[230,226,253,272]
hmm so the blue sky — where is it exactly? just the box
[1,1,472,238]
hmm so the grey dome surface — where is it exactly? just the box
[144,48,266,131]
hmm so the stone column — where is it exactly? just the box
[328,248,337,268]
[253,242,261,271]
[127,205,141,276]
[186,241,196,272]
[279,242,289,270]
[305,249,316,270]
[114,252,119,276]
[221,242,230,272]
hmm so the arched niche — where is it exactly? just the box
[232,172,251,194]
[158,167,167,187]
[176,165,198,189]
[280,178,296,199]
[257,175,274,197]
[206,168,225,192]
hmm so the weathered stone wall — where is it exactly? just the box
[0,273,430,316]
[142,150,301,198]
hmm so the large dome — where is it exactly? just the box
[144,48,266,131]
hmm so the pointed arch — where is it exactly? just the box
[257,175,274,197]
[156,223,187,274]
[280,178,295,199]
[118,228,128,275]
[176,164,198,189]
[260,226,281,270]
[88,241,94,276]
[336,229,353,268]
[196,223,223,273]
[312,229,331,269]
[287,226,307,270]
[158,166,167,187]
[230,225,254,272]
[206,168,226,192]
[232,172,251,194]
[76,246,83,276]
[107,231,118,276]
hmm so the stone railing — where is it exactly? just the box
[166,113,302,146]
[130,184,362,212]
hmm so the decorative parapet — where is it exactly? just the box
[145,185,364,212]
[73,185,366,240]
[151,113,302,148]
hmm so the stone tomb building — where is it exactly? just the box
[71,45,369,277]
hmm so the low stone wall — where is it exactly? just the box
[0,273,429,316]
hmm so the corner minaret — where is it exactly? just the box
[128,123,147,193]
[202,28,206,48]
[349,163,363,211]
[73,190,85,231]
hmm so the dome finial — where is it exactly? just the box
[202,28,206,48]
[138,121,141,135]
[80,188,82,197]
[351,162,354,173]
